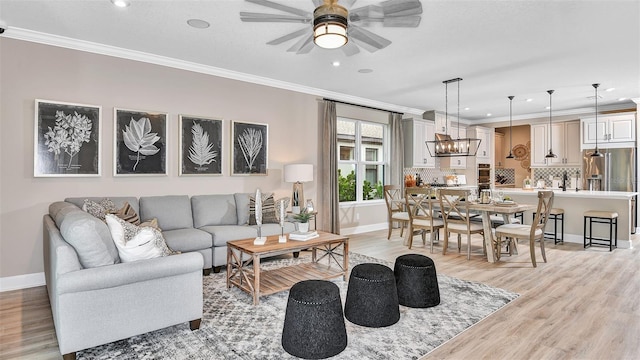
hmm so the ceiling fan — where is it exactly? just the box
[240,0,423,56]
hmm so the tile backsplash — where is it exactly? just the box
[404,168,456,185]
[531,166,580,182]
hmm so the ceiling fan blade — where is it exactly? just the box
[311,0,324,7]
[381,0,423,17]
[341,41,360,56]
[287,33,314,54]
[246,0,310,17]
[383,15,421,27]
[240,12,310,23]
[348,25,392,51]
[267,28,310,45]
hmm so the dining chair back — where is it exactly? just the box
[383,185,410,240]
[437,188,485,260]
[404,186,444,251]
[495,190,554,267]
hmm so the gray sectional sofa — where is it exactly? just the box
[44,193,297,359]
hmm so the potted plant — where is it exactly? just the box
[293,208,312,233]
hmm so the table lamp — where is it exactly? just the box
[284,163,313,214]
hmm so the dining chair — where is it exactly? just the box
[494,190,554,267]
[383,185,410,240]
[404,187,444,252]
[437,188,485,260]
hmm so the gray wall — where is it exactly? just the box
[0,39,324,279]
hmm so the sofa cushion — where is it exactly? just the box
[105,214,169,263]
[59,210,120,268]
[191,194,238,228]
[50,201,83,228]
[139,195,193,230]
[162,228,212,252]
[234,193,251,225]
[199,225,257,247]
[253,222,297,236]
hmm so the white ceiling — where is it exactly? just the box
[1,0,638,122]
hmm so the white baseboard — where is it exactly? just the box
[340,222,387,236]
[0,272,45,292]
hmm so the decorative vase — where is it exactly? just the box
[299,222,310,233]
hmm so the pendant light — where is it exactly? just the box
[545,90,557,159]
[506,96,515,159]
[591,83,604,157]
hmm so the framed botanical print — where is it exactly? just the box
[179,115,223,176]
[34,99,101,177]
[114,108,167,176]
[231,121,268,176]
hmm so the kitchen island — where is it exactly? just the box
[497,188,637,248]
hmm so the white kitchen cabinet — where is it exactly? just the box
[439,126,467,169]
[402,118,435,168]
[581,113,636,148]
[472,126,493,163]
[531,121,581,167]
[495,132,504,168]
[422,110,449,134]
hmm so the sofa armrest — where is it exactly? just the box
[57,252,204,295]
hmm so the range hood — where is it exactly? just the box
[426,133,481,157]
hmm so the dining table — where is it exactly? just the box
[467,201,537,263]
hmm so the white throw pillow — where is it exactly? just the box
[105,214,164,263]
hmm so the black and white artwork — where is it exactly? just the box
[34,99,101,177]
[179,115,223,176]
[114,108,167,176]
[231,121,268,176]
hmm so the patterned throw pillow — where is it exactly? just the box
[115,202,141,225]
[105,214,179,263]
[249,193,278,225]
[83,198,117,221]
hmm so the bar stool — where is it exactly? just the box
[532,208,564,244]
[583,210,618,251]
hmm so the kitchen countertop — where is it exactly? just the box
[498,188,637,200]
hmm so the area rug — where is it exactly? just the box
[77,252,518,360]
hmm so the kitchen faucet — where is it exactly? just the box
[561,171,568,191]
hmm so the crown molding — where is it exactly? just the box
[4,27,424,115]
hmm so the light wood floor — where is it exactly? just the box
[2,229,640,359]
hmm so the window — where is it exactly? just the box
[337,118,386,202]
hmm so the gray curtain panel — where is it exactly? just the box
[318,100,340,234]
[389,113,405,188]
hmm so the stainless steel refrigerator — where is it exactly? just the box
[582,148,636,192]
[582,147,637,233]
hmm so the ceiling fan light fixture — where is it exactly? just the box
[313,0,348,49]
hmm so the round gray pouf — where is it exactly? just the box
[394,254,440,308]
[344,263,400,327]
[281,280,347,359]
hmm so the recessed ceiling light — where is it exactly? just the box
[332,61,340,67]
[463,107,470,111]
[618,97,627,101]
[545,106,550,110]
[486,113,492,117]
[358,69,373,73]
[111,0,130,8]
[525,98,533,102]
[187,19,210,29]
[605,88,615,92]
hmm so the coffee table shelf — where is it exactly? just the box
[226,231,349,305]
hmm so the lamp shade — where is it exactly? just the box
[284,164,313,183]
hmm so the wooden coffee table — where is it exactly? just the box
[226,231,349,305]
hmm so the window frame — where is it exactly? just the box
[337,117,388,204]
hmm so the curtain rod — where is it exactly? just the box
[323,98,404,115]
